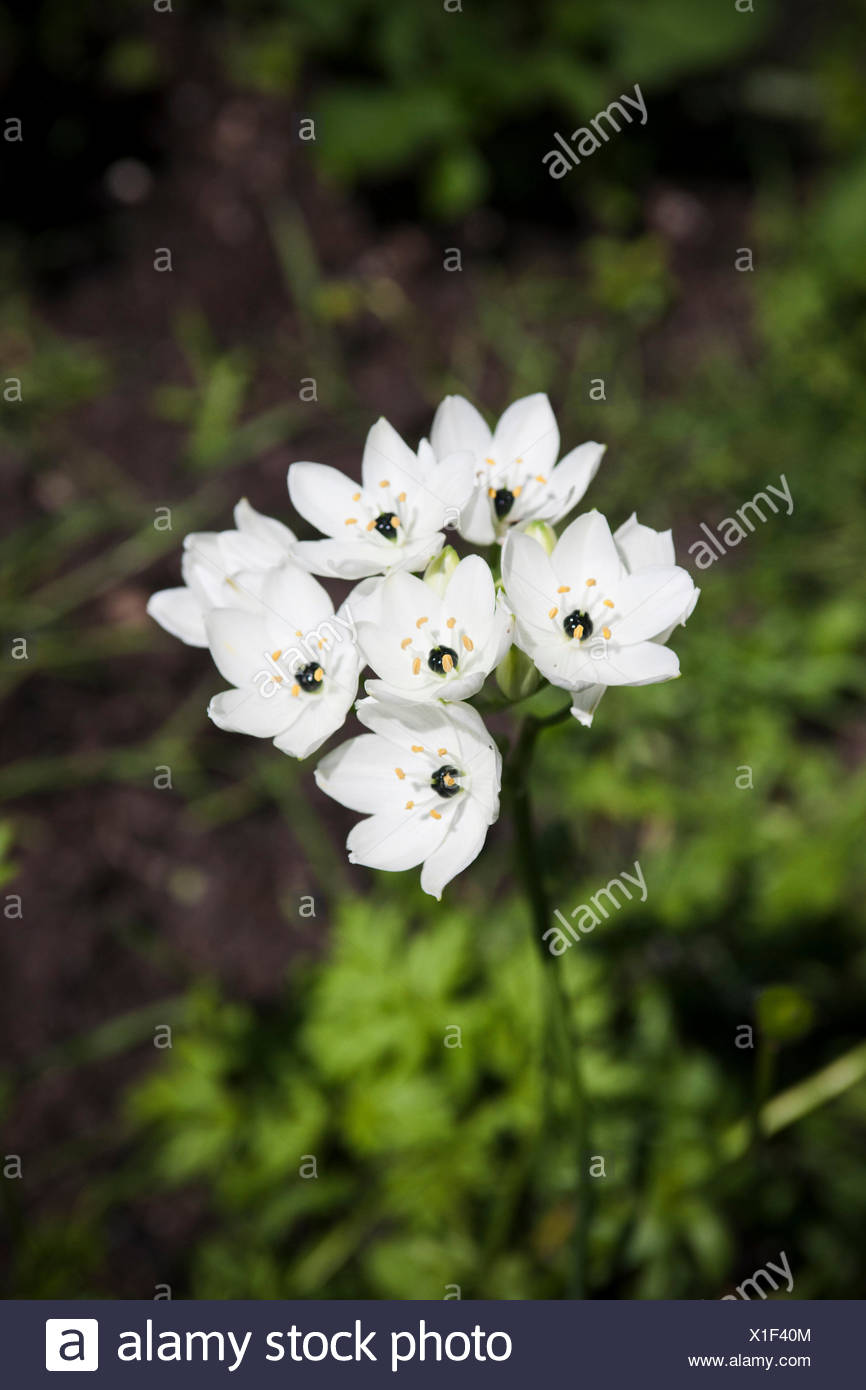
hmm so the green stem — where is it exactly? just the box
[508,709,590,1298]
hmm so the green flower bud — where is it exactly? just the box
[496,644,540,702]
[522,520,557,555]
[422,545,460,596]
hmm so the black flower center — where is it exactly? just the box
[374,512,398,540]
[431,765,461,798]
[563,609,593,641]
[493,487,515,519]
[427,645,459,675]
[295,661,325,692]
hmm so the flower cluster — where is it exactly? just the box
[149,394,698,897]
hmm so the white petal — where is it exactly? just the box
[355,695,462,754]
[456,482,497,545]
[233,497,296,550]
[552,509,623,591]
[208,685,294,737]
[502,530,558,631]
[569,684,607,727]
[360,417,420,494]
[431,395,491,460]
[529,628,681,688]
[492,393,559,473]
[612,567,697,645]
[315,733,403,813]
[272,690,351,759]
[346,807,449,872]
[147,587,208,646]
[259,563,334,641]
[614,512,675,570]
[205,609,269,686]
[544,442,605,521]
[419,797,492,899]
[288,462,362,539]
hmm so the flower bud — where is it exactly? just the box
[495,644,540,702]
[522,520,557,555]
[422,545,460,596]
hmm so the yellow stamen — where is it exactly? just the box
[391,515,400,527]
[548,606,558,619]
[446,617,456,629]
[405,800,414,810]
[380,479,390,487]
[352,491,361,501]
[442,653,454,672]
[536,474,547,484]
[314,667,323,681]
[397,491,407,502]
[295,630,303,637]
[603,599,614,608]
[366,520,376,530]
[411,744,424,753]
[412,657,421,674]
[291,683,300,697]
[586,577,596,587]
[437,747,447,756]
[400,637,413,650]
[516,456,523,463]
[512,485,522,497]
[574,624,583,640]
[271,649,282,661]
[430,809,442,820]
[345,517,357,526]
[485,456,495,465]
[416,616,428,628]
[394,767,405,780]
[462,634,474,651]
[557,585,570,593]
[444,774,455,786]
[488,487,496,498]
[602,626,611,640]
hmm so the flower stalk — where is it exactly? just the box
[506,707,591,1299]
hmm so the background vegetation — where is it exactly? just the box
[1,0,865,1298]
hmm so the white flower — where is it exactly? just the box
[567,513,700,727]
[353,554,512,703]
[205,564,361,759]
[502,508,698,705]
[288,417,474,580]
[315,696,501,899]
[431,392,605,545]
[147,499,297,647]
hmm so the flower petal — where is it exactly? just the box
[552,509,623,591]
[147,587,208,646]
[346,806,449,872]
[315,733,403,813]
[544,442,605,521]
[288,462,362,540]
[431,395,491,459]
[419,797,492,899]
[205,609,269,686]
[208,685,293,737]
[614,512,675,570]
[492,393,559,473]
[569,683,607,727]
[502,530,558,631]
[612,567,697,645]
